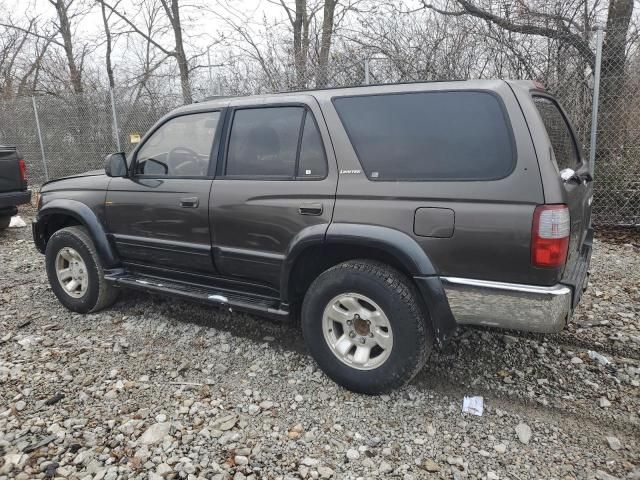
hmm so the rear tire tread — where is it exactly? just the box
[302,259,432,394]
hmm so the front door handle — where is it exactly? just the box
[179,197,199,208]
[299,203,323,216]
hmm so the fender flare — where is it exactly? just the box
[325,223,438,276]
[281,223,457,342]
[34,199,119,268]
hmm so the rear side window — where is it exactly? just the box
[333,91,515,181]
[226,107,304,177]
[533,96,580,172]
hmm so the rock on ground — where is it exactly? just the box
[0,209,638,479]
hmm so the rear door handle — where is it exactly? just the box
[299,203,323,216]
[179,197,199,208]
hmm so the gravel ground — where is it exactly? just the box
[1,209,639,480]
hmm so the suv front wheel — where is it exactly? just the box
[45,226,119,313]
[301,260,432,394]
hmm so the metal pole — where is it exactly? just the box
[589,25,603,175]
[31,96,49,182]
[109,88,121,151]
[364,58,370,85]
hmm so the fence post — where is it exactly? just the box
[31,96,49,182]
[109,88,122,152]
[589,24,604,175]
[364,58,370,85]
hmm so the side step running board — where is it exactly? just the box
[104,271,289,320]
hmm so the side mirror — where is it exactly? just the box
[104,152,127,177]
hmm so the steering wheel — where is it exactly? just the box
[169,146,205,175]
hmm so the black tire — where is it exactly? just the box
[301,260,432,394]
[0,215,10,230]
[45,226,119,313]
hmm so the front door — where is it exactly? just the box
[210,96,337,289]
[106,110,223,275]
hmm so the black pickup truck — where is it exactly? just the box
[0,146,31,229]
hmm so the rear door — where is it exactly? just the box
[532,96,593,278]
[209,95,337,289]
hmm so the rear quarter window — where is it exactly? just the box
[332,91,516,181]
[532,96,580,172]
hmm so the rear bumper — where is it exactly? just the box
[441,277,573,333]
[0,190,31,210]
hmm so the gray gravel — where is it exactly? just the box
[1,210,639,480]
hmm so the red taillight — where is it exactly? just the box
[18,158,27,183]
[531,204,570,268]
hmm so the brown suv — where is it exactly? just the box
[33,80,593,393]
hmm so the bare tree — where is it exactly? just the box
[275,0,317,86]
[316,0,338,86]
[98,0,193,103]
[99,0,121,89]
[422,0,635,162]
[49,0,86,94]
[0,24,32,99]
[1,0,93,95]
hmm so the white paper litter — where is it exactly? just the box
[9,216,27,228]
[588,350,611,366]
[462,396,484,416]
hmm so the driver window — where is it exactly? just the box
[135,111,220,176]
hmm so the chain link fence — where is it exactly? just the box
[0,25,638,225]
[592,25,640,226]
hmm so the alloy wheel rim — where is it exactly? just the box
[55,247,88,299]
[321,293,393,370]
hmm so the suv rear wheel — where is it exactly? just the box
[301,260,432,394]
[45,226,119,313]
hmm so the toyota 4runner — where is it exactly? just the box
[33,80,593,394]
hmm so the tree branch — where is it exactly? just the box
[97,0,174,57]
[422,0,595,67]
[0,22,65,49]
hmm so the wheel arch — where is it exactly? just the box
[281,223,457,342]
[34,199,119,268]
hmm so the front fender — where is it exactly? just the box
[33,199,119,268]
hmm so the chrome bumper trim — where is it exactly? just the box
[441,277,572,333]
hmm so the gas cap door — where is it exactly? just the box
[413,207,455,238]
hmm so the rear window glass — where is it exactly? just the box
[533,96,580,172]
[226,107,304,177]
[333,91,515,181]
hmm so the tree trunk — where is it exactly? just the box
[317,0,337,88]
[597,0,634,167]
[162,0,192,104]
[51,0,83,94]
[100,1,115,89]
[293,0,307,87]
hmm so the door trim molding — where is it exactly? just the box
[112,233,211,255]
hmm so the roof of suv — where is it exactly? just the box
[174,79,538,116]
